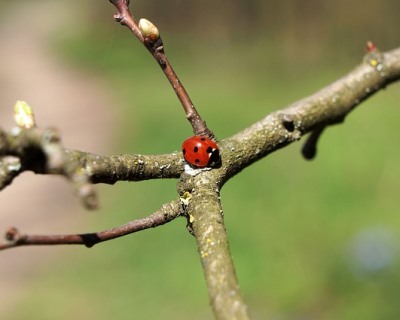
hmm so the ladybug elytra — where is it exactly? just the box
[182,136,220,168]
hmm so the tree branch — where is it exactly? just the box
[180,179,250,320]
[109,0,214,138]
[0,122,184,209]
[2,2,400,318]
[65,150,183,184]
[219,46,400,183]
[0,199,183,250]
[0,155,22,189]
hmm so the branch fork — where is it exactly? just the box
[1,2,400,320]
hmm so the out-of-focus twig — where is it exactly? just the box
[0,199,182,250]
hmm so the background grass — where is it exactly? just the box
[4,1,400,319]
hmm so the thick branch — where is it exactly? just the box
[65,150,183,184]
[180,177,250,320]
[0,125,184,208]
[0,199,183,250]
[1,128,184,183]
[218,46,400,183]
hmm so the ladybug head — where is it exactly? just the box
[207,147,220,167]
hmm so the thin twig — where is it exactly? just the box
[0,199,183,250]
[109,0,213,138]
[301,125,326,160]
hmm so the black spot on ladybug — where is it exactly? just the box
[200,137,206,141]
[193,146,199,152]
[206,146,213,153]
[182,148,186,155]
[195,159,200,163]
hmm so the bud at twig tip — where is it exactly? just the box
[14,100,36,129]
[138,18,160,41]
[366,41,377,53]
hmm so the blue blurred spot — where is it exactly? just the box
[347,227,398,276]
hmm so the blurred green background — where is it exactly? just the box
[1,0,400,319]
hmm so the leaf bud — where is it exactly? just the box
[14,100,36,129]
[138,18,160,41]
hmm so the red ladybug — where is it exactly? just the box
[182,136,220,168]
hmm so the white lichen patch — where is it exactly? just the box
[183,163,211,176]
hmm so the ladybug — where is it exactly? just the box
[182,136,220,168]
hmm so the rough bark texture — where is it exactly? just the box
[1,1,400,319]
[1,45,399,320]
[182,178,250,319]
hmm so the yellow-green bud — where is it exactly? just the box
[14,100,36,129]
[138,18,160,41]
